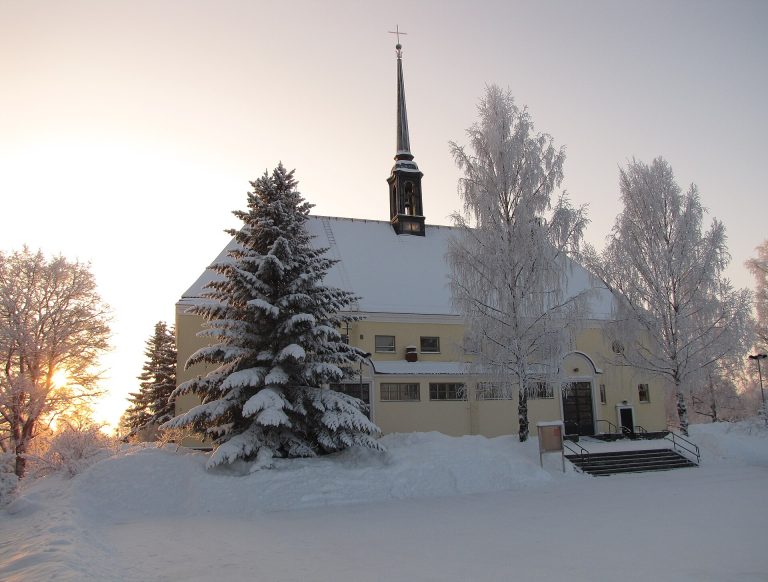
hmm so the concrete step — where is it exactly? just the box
[565,448,697,476]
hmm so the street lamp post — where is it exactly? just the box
[748,353,767,425]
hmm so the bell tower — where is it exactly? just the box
[387,31,425,236]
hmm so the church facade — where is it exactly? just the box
[174,43,668,441]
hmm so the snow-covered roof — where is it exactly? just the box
[372,361,469,375]
[180,215,616,319]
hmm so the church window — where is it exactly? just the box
[381,383,420,401]
[600,384,607,404]
[528,382,554,400]
[429,383,465,401]
[419,336,440,353]
[330,382,370,405]
[476,382,513,400]
[638,383,650,403]
[404,182,416,215]
[375,335,396,353]
[401,221,421,234]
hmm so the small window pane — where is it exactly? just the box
[476,382,513,400]
[330,382,370,404]
[528,382,554,400]
[429,382,465,401]
[381,383,420,401]
[375,335,396,353]
[600,384,607,404]
[638,384,650,403]
[420,336,440,353]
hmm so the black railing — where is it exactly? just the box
[619,424,647,438]
[563,440,591,470]
[664,430,700,464]
[596,419,618,434]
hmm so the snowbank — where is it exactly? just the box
[74,432,551,522]
[2,426,768,581]
[690,419,768,466]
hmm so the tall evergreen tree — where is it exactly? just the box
[123,322,176,434]
[124,321,176,433]
[140,321,177,426]
[164,164,381,469]
[123,389,152,434]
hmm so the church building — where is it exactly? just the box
[175,42,668,440]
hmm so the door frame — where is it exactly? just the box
[616,404,635,435]
[559,378,596,436]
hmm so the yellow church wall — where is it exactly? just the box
[472,400,517,437]
[348,319,466,362]
[174,308,217,447]
[573,326,667,432]
[175,306,668,443]
[372,374,471,436]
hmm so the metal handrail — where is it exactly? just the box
[562,440,591,470]
[665,430,700,464]
[619,424,647,438]
[596,419,618,434]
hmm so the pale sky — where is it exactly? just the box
[2,0,766,428]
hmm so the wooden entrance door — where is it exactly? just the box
[619,407,634,436]
[562,382,595,436]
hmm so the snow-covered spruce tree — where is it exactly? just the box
[123,389,152,435]
[136,321,177,430]
[583,157,753,435]
[448,86,589,442]
[164,164,381,469]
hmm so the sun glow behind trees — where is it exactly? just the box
[1,139,243,429]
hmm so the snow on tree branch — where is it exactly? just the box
[163,164,382,469]
[448,85,590,442]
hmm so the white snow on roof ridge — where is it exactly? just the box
[372,361,470,375]
[180,214,616,320]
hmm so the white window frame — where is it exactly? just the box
[380,382,420,402]
[528,381,554,400]
[429,382,466,401]
[419,336,440,353]
[476,382,513,400]
[375,335,396,353]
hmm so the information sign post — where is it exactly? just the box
[537,421,565,473]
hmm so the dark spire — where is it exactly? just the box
[387,28,425,236]
[395,43,412,159]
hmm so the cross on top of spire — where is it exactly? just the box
[388,25,407,57]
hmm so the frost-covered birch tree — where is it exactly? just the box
[688,281,753,422]
[746,240,768,352]
[164,164,381,469]
[583,157,753,435]
[448,86,589,442]
[0,248,111,478]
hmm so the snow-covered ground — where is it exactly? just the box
[1,422,767,581]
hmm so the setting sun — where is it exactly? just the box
[51,368,69,389]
